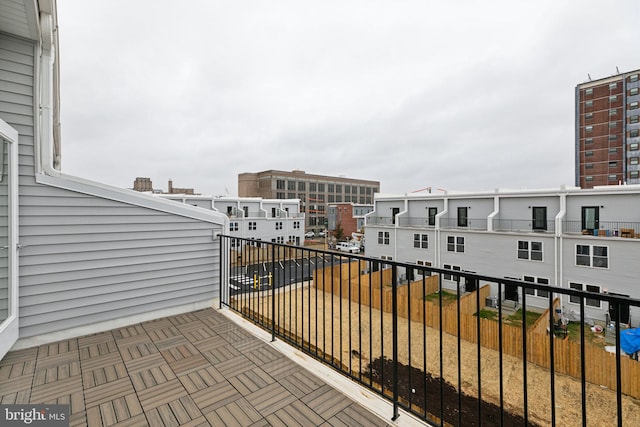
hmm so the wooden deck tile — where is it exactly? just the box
[37,339,79,357]
[0,347,38,378]
[301,384,352,419]
[328,403,391,427]
[137,378,187,412]
[215,354,255,378]
[187,335,226,352]
[201,345,240,364]
[178,366,225,393]
[168,312,201,326]
[80,341,119,360]
[265,399,325,427]
[203,397,262,427]
[191,380,241,414]
[261,357,303,380]
[153,335,189,351]
[30,374,85,414]
[130,363,176,391]
[0,374,33,403]
[141,317,175,332]
[168,353,210,376]
[277,370,323,397]
[228,366,275,395]
[146,326,182,343]
[112,324,146,340]
[78,332,116,347]
[119,342,159,362]
[84,377,135,408]
[123,353,165,373]
[160,342,200,363]
[35,349,79,370]
[245,382,297,417]
[80,350,123,371]
[82,362,129,389]
[244,345,283,365]
[33,360,81,385]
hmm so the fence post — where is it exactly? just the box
[219,234,223,309]
[271,242,276,342]
[392,265,399,421]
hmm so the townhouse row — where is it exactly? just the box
[364,185,640,326]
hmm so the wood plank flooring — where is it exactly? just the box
[0,308,392,427]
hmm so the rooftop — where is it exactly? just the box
[0,308,395,427]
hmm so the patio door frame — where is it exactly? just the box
[0,120,19,359]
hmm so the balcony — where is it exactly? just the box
[367,216,395,226]
[221,236,640,426]
[493,219,556,233]
[397,217,436,228]
[563,220,640,237]
[439,217,488,231]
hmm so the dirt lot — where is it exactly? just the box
[238,285,640,426]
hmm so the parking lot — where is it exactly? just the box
[228,254,352,294]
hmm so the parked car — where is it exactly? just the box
[304,231,315,238]
[336,242,360,253]
[318,230,326,237]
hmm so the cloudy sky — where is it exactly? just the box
[56,1,640,196]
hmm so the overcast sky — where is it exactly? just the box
[56,1,640,196]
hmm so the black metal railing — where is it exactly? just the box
[219,235,640,426]
[563,220,640,237]
[493,218,556,233]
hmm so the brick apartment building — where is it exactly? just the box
[575,69,640,188]
[238,170,379,233]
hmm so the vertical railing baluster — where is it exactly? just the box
[392,264,399,421]
[271,241,276,342]
[580,297,587,427]
[548,293,556,426]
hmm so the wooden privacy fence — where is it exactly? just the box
[313,261,640,399]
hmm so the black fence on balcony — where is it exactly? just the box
[219,235,640,427]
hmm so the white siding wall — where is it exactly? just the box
[1,32,224,339]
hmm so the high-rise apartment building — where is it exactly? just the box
[238,170,380,232]
[575,69,640,188]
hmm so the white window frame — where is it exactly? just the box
[517,240,543,261]
[523,276,550,298]
[447,235,465,253]
[230,222,239,231]
[413,233,428,249]
[569,282,602,308]
[576,244,608,268]
[378,231,390,245]
[443,264,461,281]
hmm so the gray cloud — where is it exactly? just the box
[57,0,640,195]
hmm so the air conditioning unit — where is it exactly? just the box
[486,296,499,308]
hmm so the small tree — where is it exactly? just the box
[335,221,345,241]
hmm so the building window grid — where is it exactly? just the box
[517,240,543,261]
[576,244,608,268]
[447,235,465,253]
[413,233,428,249]
[275,221,283,230]
[378,231,390,245]
[523,276,550,298]
[569,282,601,307]
[249,221,257,230]
[230,222,239,231]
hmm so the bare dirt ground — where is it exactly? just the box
[237,285,640,426]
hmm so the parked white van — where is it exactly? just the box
[336,242,360,253]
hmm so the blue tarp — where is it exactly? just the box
[620,328,640,355]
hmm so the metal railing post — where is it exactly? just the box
[271,242,276,342]
[392,264,399,421]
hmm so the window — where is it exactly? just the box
[288,235,296,243]
[457,207,468,227]
[318,183,325,192]
[585,138,593,145]
[447,236,465,253]
[416,260,433,276]
[276,180,285,190]
[293,221,300,229]
[608,174,617,181]
[585,176,594,181]
[630,87,639,96]
[344,195,351,202]
[609,135,617,141]
[608,148,617,154]
[360,186,365,194]
[585,150,593,157]
[249,221,256,230]
[428,207,437,226]
[630,101,639,110]
[327,184,334,193]
[336,195,342,203]
[276,236,284,244]
[576,244,608,268]
[378,231,390,245]
[366,187,372,195]
[585,88,593,95]
[532,206,547,230]
[391,207,400,225]
[275,221,283,230]
[585,100,593,107]
[585,163,593,169]
[298,181,305,191]
[585,112,593,119]
[276,192,285,199]
[609,161,617,168]
[413,233,428,249]
[287,181,296,191]
[609,109,617,116]
[630,171,639,179]
[344,185,350,194]
[569,282,601,307]
[631,116,640,124]
[309,182,316,192]
[630,143,639,151]
[287,193,296,199]
[630,157,639,165]
[581,206,599,231]
[230,222,239,231]
[517,241,543,261]
[523,276,550,298]
[443,264,461,281]
[609,95,618,102]
[335,184,342,193]
[609,122,617,128]
[630,130,639,138]
[585,125,593,133]
[609,82,617,89]
[328,195,334,203]
[630,74,639,83]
